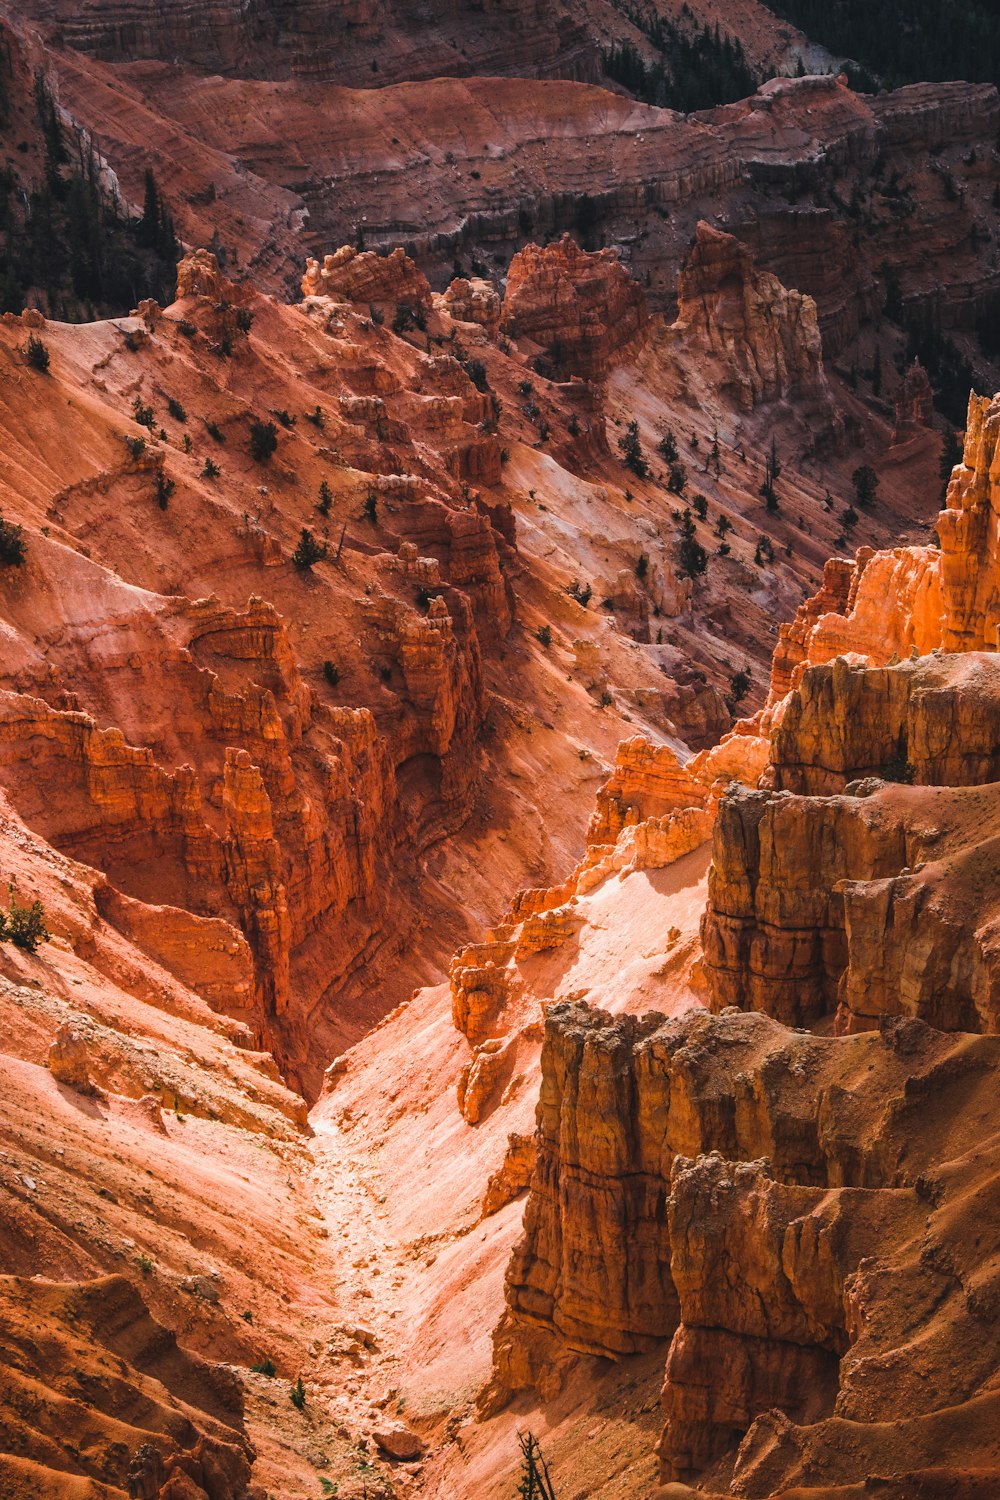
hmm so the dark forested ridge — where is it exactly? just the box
[0,52,179,320]
[765,0,1000,90]
[603,2,758,112]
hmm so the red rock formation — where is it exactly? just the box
[891,357,935,444]
[501,236,647,380]
[439,276,502,334]
[0,1274,254,1500]
[302,246,433,313]
[490,997,1000,1490]
[702,655,1000,1033]
[670,222,835,415]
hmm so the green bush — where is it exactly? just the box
[249,419,278,462]
[132,396,155,430]
[25,334,49,372]
[0,889,50,952]
[0,512,26,567]
[292,529,328,570]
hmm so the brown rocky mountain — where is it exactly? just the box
[1,2,1000,1498]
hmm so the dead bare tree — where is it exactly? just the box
[517,1432,557,1500]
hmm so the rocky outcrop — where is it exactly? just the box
[659,1152,920,1481]
[586,736,708,847]
[302,246,432,314]
[490,998,1000,1489]
[769,651,1000,795]
[0,1273,253,1499]
[891,357,935,444]
[439,276,502,334]
[482,1132,537,1218]
[501,236,647,380]
[670,222,834,415]
[702,657,1000,1034]
[47,1023,95,1093]
[490,1000,976,1378]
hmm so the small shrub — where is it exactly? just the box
[235,307,254,334]
[1,889,50,951]
[635,553,649,580]
[363,489,378,523]
[618,419,648,478]
[392,303,416,334]
[465,358,489,393]
[569,579,592,607]
[206,421,225,444]
[292,529,328,570]
[306,405,325,428]
[322,660,340,687]
[167,397,187,423]
[274,408,297,429]
[841,504,859,530]
[657,429,678,463]
[136,1254,154,1276]
[667,462,687,496]
[728,666,752,712]
[178,320,197,338]
[693,494,708,521]
[182,434,192,453]
[678,537,707,579]
[249,419,278,462]
[251,1359,277,1377]
[25,334,49,372]
[852,463,879,507]
[132,396,155,431]
[599,689,613,708]
[124,435,146,461]
[202,457,220,479]
[536,624,552,648]
[317,480,332,517]
[0,512,26,567]
[881,755,916,784]
[154,471,175,510]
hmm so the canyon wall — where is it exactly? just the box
[486,392,1000,1493]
